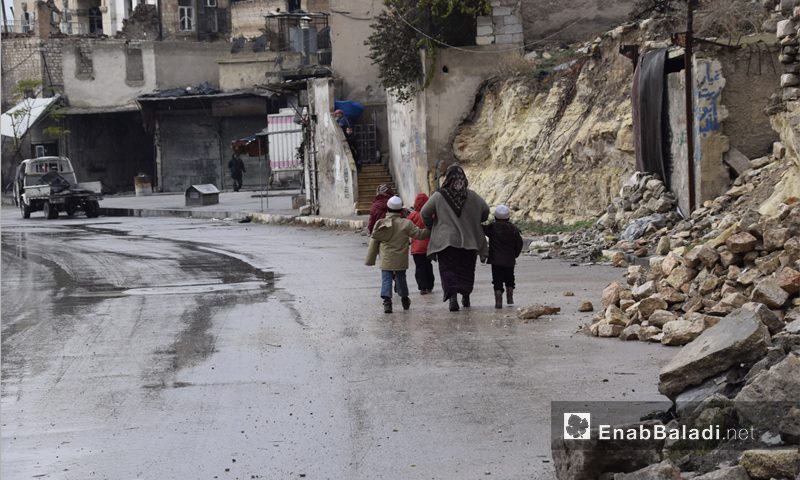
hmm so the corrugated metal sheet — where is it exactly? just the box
[268,109,303,171]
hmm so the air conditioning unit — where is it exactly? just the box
[205,0,216,7]
[35,145,46,157]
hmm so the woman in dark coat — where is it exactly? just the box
[421,165,489,311]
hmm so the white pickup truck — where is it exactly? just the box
[13,156,103,219]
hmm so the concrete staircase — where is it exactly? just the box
[356,164,395,214]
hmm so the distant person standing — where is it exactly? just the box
[334,109,350,131]
[483,204,523,308]
[228,153,246,192]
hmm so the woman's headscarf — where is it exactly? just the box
[439,165,469,217]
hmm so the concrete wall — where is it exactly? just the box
[161,0,231,40]
[329,0,384,104]
[520,0,636,44]
[230,0,283,38]
[667,56,733,214]
[717,44,780,160]
[1,37,43,110]
[386,90,427,203]
[218,51,302,91]
[63,40,157,108]
[308,77,358,216]
[154,41,229,88]
[158,114,222,192]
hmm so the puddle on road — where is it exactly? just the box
[1,223,280,394]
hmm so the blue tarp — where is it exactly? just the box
[334,100,364,123]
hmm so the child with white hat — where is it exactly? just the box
[482,204,523,308]
[366,196,430,313]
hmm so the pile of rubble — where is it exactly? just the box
[553,200,800,479]
[549,173,681,263]
[534,150,787,265]
[589,199,800,345]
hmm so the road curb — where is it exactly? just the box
[99,207,366,231]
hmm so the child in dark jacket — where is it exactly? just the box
[482,204,523,308]
[407,193,435,294]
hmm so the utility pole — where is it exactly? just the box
[1,0,8,33]
[684,0,697,213]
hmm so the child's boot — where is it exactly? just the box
[383,298,392,314]
[401,296,411,310]
[506,288,514,305]
[494,290,503,309]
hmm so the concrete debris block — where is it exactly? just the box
[638,297,668,319]
[620,324,641,341]
[755,254,782,275]
[605,305,630,326]
[781,73,800,87]
[738,448,800,480]
[638,325,663,342]
[742,301,785,334]
[726,231,758,254]
[564,290,575,297]
[551,422,664,480]
[658,308,771,399]
[786,308,800,328]
[661,318,705,346]
[611,251,628,267]
[602,282,624,308]
[632,281,657,300]
[723,148,753,177]
[656,236,671,255]
[777,266,800,294]
[666,265,698,290]
[751,278,790,308]
[661,252,683,276]
[612,460,681,479]
[517,304,560,320]
[690,466,750,480]
[598,322,625,338]
[777,19,797,38]
[785,237,800,260]
[737,268,763,286]
[578,300,594,312]
[696,246,720,269]
[648,310,678,328]
[763,227,791,251]
[779,406,800,444]
[735,354,800,433]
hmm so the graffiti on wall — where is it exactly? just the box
[694,59,726,136]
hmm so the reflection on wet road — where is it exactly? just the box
[1,214,675,479]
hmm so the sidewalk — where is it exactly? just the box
[98,190,368,230]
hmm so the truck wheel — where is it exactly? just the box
[43,201,59,220]
[85,200,100,218]
[65,205,77,217]
[20,201,31,219]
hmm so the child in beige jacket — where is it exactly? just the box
[366,196,430,313]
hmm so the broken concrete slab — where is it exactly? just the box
[658,308,771,399]
[735,354,800,434]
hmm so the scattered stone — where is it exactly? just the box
[602,282,623,309]
[763,227,790,251]
[656,236,671,256]
[779,406,800,444]
[620,324,642,341]
[632,281,657,300]
[738,449,799,480]
[751,279,790,308]
[777,266,800,294]
[735,354,800,433]
[605,305,630,326]
[648,310,678,328]
[638,297,669,319]
[661,318,705,346]
[598,323,624,338]
[552,422,664,480]
[658,308,771,399]
[638,326,662,342]
[517,304,561,320]
[666,266,698,290]
[612,460,681,479]
[564,291,575,297]
[578,300,594,312]
[726,232,758,254]
[690,466,749,480]
[742,302,785,334]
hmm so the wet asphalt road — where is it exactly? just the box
[1,209,675,479]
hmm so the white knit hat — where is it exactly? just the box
[495,204,510,219]
[387,196,403,210]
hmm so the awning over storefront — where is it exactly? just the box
[0,95,61,138]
